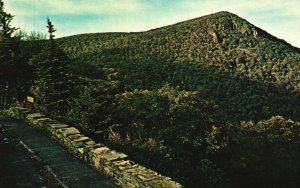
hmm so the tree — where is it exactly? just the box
[67,78,120,132]
[0,1,17,38]
[0,0,19,108]
[15,30,47,41]
[31,18,73,118]
[219,116,300,188]
[111,85,228,187]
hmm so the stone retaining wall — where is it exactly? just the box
[6,107,183,188]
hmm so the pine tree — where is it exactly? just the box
[0,0,18,108]
[31,18,72,117]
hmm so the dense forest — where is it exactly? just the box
[1,1,300,187]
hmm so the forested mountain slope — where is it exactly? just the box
[57,11,300,123]
[15,11,300,188]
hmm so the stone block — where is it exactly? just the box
[26,113,45,122]
[89,147,111,169]
[68,134,82,140]
[85,140,96,146]
[91,143,105,149]
[73,136,89,142]
[100,151,128,164]
[7,107,29,119]
[92,147,110,155]
[32,117,51,127]
[113,160,135,171]
[46,123,69,133]
[83,143,105,161]
[57,127,80,137]
[123,165,140,180]
[137,174,157,182]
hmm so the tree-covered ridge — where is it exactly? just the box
[56,11,300,123]
[58,11,300,89]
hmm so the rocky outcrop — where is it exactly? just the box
[208,28,221,43]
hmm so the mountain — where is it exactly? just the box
[18,11,300,188]
[57,11,300,123]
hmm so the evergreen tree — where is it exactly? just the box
[0,0,18,108]
[31,18,72,117]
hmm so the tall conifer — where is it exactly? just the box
[31,18,72,117]
[0,0,18,108]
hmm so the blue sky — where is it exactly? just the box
[3,0,300,47]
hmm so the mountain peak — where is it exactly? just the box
[206,10,237,17]
[156,10,298,51]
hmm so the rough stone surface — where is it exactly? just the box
[26,113,45,121]
[57,127,80,137]
[32,117,51,127]
[101,151,128,162]
[48,123,69,130]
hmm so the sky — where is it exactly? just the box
[3,0,300,47]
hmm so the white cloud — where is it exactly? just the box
[47,0,147,15]
[4,0,31,16]
[4,0,148,16]
[14,0,144,14]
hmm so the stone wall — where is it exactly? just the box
[6,107,183,188]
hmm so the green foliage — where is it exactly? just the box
[0,0,28,108]
[15,30,47,41]
[0,0,16,82]
[220,116,300,188]
[67,78,120,132]
[56,12,300,123]
[0,0,17,38]
[67,82,228,187]
[105,86,228,187]
[30,19,73,118]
